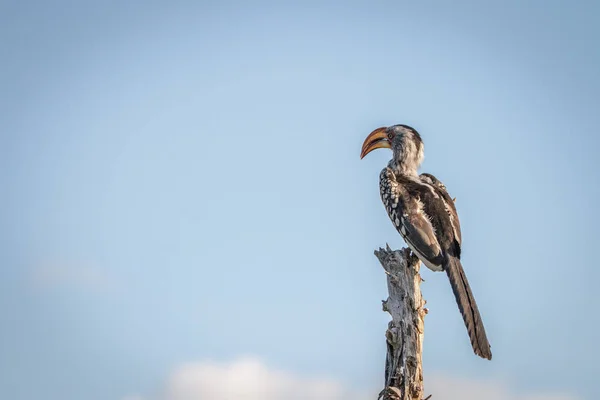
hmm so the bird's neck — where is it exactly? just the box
[388,138,424,177]
[388,157,420,177]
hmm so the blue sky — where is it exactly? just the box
[1,1,599,399]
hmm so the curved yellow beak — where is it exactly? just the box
[360,127,390,159]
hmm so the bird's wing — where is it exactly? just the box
[380,169,444,269]
[415,174,491,357]
[400,173,489,359]
[419,173,462,247]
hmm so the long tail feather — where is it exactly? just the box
[444,255,492,360]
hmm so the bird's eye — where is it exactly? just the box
[387,133,393,140]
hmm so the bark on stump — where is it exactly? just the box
[375,245,428,400]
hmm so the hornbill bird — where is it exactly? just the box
[360,124,492,360]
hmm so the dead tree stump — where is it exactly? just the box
[375,245,428,400]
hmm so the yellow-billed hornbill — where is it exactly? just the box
[361,124,492,360]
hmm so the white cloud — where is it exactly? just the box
[129,357,580,400]
[163,357,366,400]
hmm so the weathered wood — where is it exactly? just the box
[375,245,427,400]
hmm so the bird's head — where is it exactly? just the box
[360,124,424,173]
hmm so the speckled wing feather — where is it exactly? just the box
[419,173,462,248]
[380,168,444,271]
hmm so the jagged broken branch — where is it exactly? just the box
[374,245,428,400]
